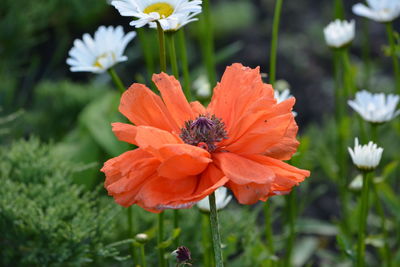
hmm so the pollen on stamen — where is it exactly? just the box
[180,114,228,152]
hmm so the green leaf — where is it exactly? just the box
[79,91,130,157]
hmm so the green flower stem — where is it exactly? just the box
[166,33,179,78]
[173,209,180,248]
[264,203,275,266]
[107,68,125,94]
[156,21,167,73]
[208,192,224,267]
[157,212,166,267]
[127,207,136,264]
[202,212,212,267]
[333,50,350,235]
[177,30,193,101]
[202,0,217,87]
[137,28,155,84]
[283,190,297,267]
[386,22,400,94]
[361,19,371,89]
[140,244,147,267]
[341,48,355,97]
[269,0,283,86]
[357,171,372,267]
[334,0,344,19]
[369,124,392,267]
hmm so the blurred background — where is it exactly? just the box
[1,0,399,266]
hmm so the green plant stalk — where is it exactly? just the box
[156,21,167,73]
[137,28,155,83]
[369,124,392,267]
[166,33,179,78]
[334,0,344,19]
[333,50,350,235]
[177,30,192,101]
[202,0,217,87]
[127,207,136,265]
[357,171,372,267]
[140,244,147,267]
[208,192,224,267]
[202,212,212,267]
[108,68,125,94]
[284,190,297,267]
[158,212,166,267]
[269,0,283,86]
[361,19,371,89]
[173,210,180,248]
[386,22,400,94]
[264,203,275,266]
[341,48,355,97]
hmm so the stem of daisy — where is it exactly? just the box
[157,212,166,267]
[361,19,371,89]
[208,192,224,267]
[202,0,217,87]
[140,244,147,267]
[264,203,275,265]
[156,21,167,73]
[108,68,125,94]
[137,28,155,84]
[166,33,179,78]
[385,22,400,94]
[269,0,283,86]
[369,124,392,266]
[177,29,193,101]
[357,171,371,267]
[341,47,355,97]
[283,190,297,267]
[333,0,344,19]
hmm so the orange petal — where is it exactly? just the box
[190,101,207,116]
[256,156,310,195]
[135,126,182,158]
[226,111,299,159]
[112,122,137,145]
[137,163,228,211]
[101,149,160,207]
[226,180,271,205]
[213,152,275,185]
[119,83,178,132]
[157,144,212,179]
[153,73,194,128]
[207,64,274,132]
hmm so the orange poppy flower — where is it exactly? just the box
[101,63,310,212]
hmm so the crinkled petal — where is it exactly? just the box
[112,122,138,145]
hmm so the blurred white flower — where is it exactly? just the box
[67,26,136,74]
[353,0,400,23]
[348,90,400,123]
[274,89,297,117]
[197,187,232,212]
[111,0,202,30]
[348,138,383,171]
[193,74,211,98]
[323,19,355,48]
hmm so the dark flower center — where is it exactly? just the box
[180,114,228,152]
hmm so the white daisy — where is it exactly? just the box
[352,0,400,23]
[323,19,355,48]
[67,26,136,74]
[274,89,297,117]
[111,0,202,30]
[197,187,232,212]
[348,90,400,123]
[348,138,383,171]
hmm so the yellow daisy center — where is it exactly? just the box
[144,2,174,18]
[93,52,115,69]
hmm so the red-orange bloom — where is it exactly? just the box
[101,63,310,212]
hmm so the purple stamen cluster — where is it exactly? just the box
[172,246,192,264]
[180,114,228,152]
